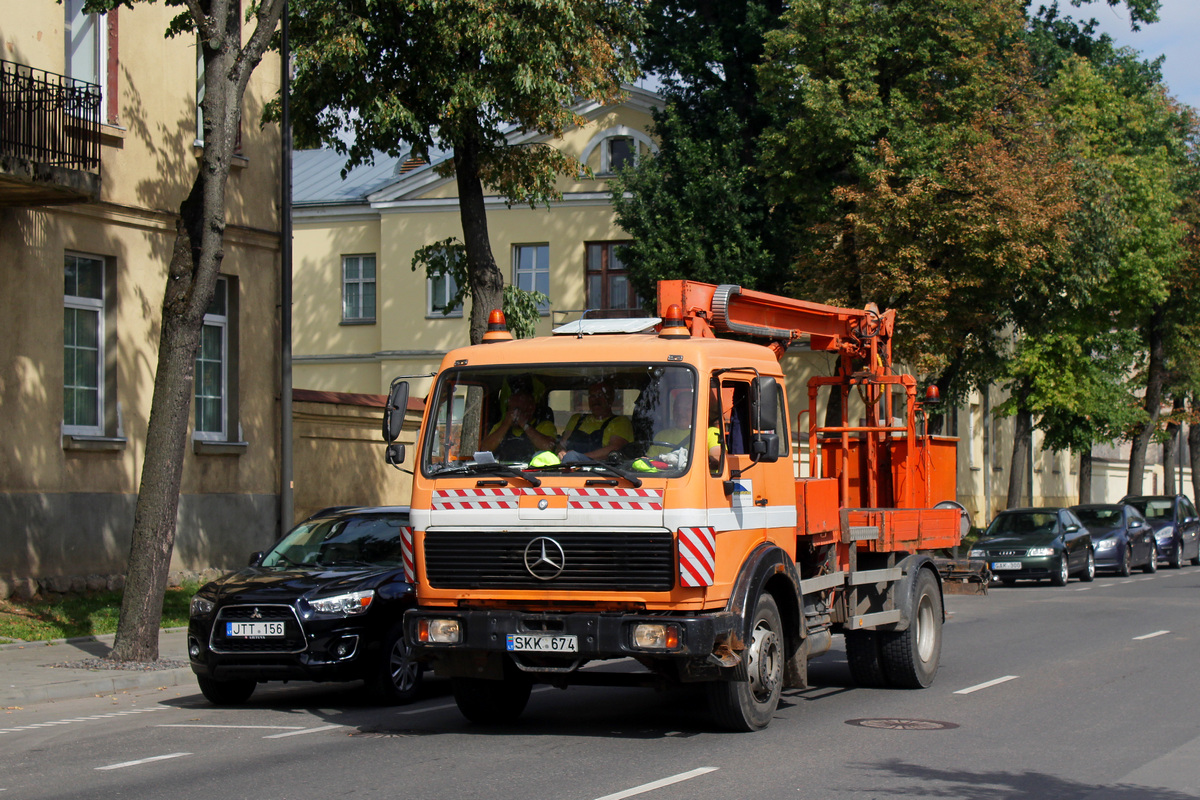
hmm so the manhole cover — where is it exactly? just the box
[845,718,959,730]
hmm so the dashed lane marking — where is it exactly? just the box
[96,753,191,771]
[954,675,1019,695]
[0,706,170,735]
[158,724,306,730]
[1133,630,1170,640]
[592,767,719,800]
[263,725,343,739]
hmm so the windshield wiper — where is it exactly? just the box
[561,457,643,488]
[430,461,542,486]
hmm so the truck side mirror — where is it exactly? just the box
[383,380,410,443]
[386,442,406,466]
[750,376,781,462]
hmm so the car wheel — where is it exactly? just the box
[1080,549,1095,582]
[880,569,943,689]
[707,592,784,731]
[1050,553,1069,586]
[451,660,532,724]
[1169,541,1184,569]
[367,624,423,705]
[1116,547,1131,577]
[196,676,256,706]
[1143,547,1158,573]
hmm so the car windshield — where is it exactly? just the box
[421,363,699,479]
[261,514,408,569]
[1127,499,1173,520]
[986,512,1057,537]
[1074,508,1121,527]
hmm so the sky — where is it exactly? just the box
[1087,0,1200,111]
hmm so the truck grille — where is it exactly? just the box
[209,604,307,654]
[424,530,675,591]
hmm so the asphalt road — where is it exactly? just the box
[3,567,1199,800]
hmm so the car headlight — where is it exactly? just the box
[1027,547,1055,557]
[190,595,215,618]
[306,589,375,617]
[1094,538,1117,551]
[968,549,986,558]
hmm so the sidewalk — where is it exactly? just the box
[0,628,195,706]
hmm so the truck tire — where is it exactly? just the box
[366,624,423,705]
[196,676,256,706]
[452,666,532,724]
[844,630,887,688]
[707,592,783,732]
[879,568,942,689]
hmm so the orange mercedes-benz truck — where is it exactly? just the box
[383,281,964,730]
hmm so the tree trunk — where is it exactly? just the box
[109,0,283,661]
[1127,308,1167,496]
[1189,418,1200,503]
[1007,407,1033,509]
[454,130,505,346]
[1164,397,1183,495]
[1078,449,1092,505]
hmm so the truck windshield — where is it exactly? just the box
[421,364,699,478]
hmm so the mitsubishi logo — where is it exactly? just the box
[251,608,263,619]
[523,536,566,580]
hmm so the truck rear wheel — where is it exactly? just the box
[879,568,942,688]
[707,593,783,731]
[451,665,532,724]
[844,630,887,688]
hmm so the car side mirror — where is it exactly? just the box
[248,551,264,567]
[1065,524,1079,534]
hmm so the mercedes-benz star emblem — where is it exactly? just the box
[537,498,549,510]
[523,536,566,580]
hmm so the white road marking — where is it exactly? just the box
[1074,586,1093,591]
[955,675,1019,695]
[96,753,191,771]
[158,724,305,730]
[0,706,169,735]
[1133,630,1170,640]
[591,767,719,800]
[263,725,343,738]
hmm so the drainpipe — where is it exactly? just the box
[279,0,294,535]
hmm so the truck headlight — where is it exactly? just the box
[189,595,215,618]
[632,623,680,650]
[1027,547,1055,557]
[307,589,374,617]
[417,618,462,644]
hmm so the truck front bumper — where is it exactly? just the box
[404,607,740,677]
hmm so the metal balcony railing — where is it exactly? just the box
[1,60,101,170]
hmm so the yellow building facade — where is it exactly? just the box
[0,1,283,595]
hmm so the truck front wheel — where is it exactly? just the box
[880,568,943,688]
[451,665,532,724]
[707,593,783,731]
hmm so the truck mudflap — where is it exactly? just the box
[404,607,741,680]
[933,557,990,595]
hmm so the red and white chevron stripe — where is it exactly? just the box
[678,526,716,587]
[400,526,415,583]
[432,487,662,511]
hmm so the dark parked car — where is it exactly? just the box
[1070,503,1157,576]
[1120,494,1200,569]
[187,506,421,705]
[969,507,1095,586]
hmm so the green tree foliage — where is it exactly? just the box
[284,0,643,343]
[612,0,792,302]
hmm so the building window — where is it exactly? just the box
[513,244,550,314]
[63,253,105,435]
[428,267,463,318]
[586,242,642,315]
[65,0,105,92]
[607,137,635,172]
[195,277,229,440]
[342,254,376,323]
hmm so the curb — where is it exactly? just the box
[0,627,189,652]
[1,667,197,707]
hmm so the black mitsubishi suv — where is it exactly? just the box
[187,506,421,705]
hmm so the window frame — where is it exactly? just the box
[341,253,377,324]
[513,243,550,315]
[194,277,229,441]
[65,0,107,104]
[585,241,641,314]
[426,266,463,319]
[63,252,106,437]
